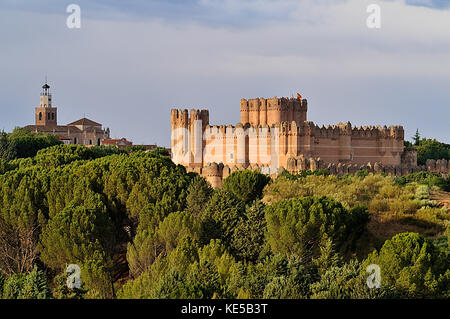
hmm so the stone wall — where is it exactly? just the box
[192,158,449,188]
[171,95,414,186]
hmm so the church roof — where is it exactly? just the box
[102,138,132,146]
[67,117,102,127]
[24,125,82,134]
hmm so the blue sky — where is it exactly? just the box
[0,0,449,145]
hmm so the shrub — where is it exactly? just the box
[222,170,271,204]
[362,232,449,298]
[265,196,369,258]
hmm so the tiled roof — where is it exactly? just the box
[67,118,102,127]
[25,125,82,134]
[102,138,132,146]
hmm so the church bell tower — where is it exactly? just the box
[35,81,57,127]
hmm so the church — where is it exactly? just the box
[25,82,110,146]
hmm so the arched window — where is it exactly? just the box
[89,139,92,145]
[39,112,42,121]
[74,137,77,144]
[97,138,101,146]
[51,113,54,120]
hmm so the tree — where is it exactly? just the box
[362,232,449,298]
[19,266,53,299]
[222,170,271,205]
[265,196,368,259]
[126,229,159,278]
[127,211,200,278]
[200,189,245,245]
[230,201,267,262]
[2,274,26,299]
[0,173,44,276]
[262,255,315,299]
[310,259,399,299]
[0,272,4,298]
[185,176,213,217]
[39,203,115,298]
[415,138,450,166]
[413,129,421,146]
[0,127,61,161]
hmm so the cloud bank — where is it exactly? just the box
[0,0,449,145]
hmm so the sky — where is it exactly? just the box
[0,0,449,146]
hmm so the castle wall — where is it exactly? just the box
[196,158,449,189]
[171,96,410,185]
[240,97,307,127]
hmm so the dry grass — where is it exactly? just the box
[263,174,450,250]
[430,189,450,210]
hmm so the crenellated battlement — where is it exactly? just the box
[199,120,404,139]
[170,109,189,126]
[351,125,404,139]
[171,95,409,177]
[240,96,308,126]
[171,108,209,128]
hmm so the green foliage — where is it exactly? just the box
[51,272,87,299]
[277,169,330,180]
[310,259,399,299]
[263,172,447,237]
[265,196,369,258]
[39,203,115,298]
[34,144,122,169]
[127,211,201,278]
[363,232,449,298]
[230,201,267,262]
[127,229,159,278]
[434,230,448,256]
[0,137,448,299]
[19,266,53,299]
[146,146,170,157]
[119,238,233,299]
[39,203,114,270]
[2,274,26,299]
[0,127,62,161]
[395,171,450,191]
[262,255,315,299]
[0,272,4,298]
[1,267,52,299]
[413,129,421,146]
[186,176,213,217]
[200,189,245,245]
[222,170,271,204]
[415,138,450,166]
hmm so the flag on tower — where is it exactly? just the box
[297,93,302,100]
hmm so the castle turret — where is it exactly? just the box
[240,99,249,124]
[170,108,209,167]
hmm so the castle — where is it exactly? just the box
[170,95,430,188]
[25,82,110,146]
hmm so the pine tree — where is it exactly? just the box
[413,129,421,146]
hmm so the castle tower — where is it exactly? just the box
[170,108,209,167]
[35,81,57,127]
